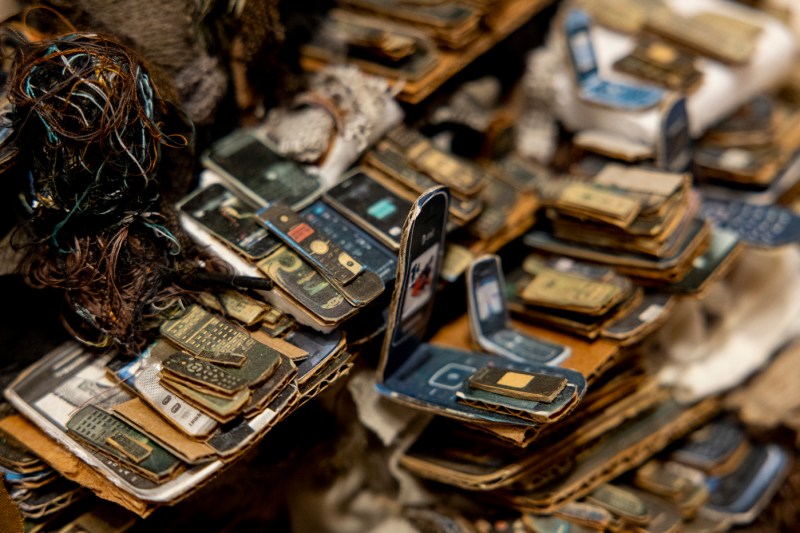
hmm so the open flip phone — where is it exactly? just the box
[467,255,571,365]
[564,9,664,111]
[375,186,586,425]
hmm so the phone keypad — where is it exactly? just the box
[162,306,254,356]
[302,202,397,283]
[701,199,799,247]
[162,352,248,394]
[708,446,767,507]
[673,419,745,472]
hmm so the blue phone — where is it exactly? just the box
[565,10,664,111]
[467,255,571,365]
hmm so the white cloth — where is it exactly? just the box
[657,245,800,402]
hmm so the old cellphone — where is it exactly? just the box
[467,255,570,365]
[159,305,281,387]
[178,183,281,261]
[564,9,663,111]
[301,200,397,284]
[324,168,413,251]
[701,198,800,248]
[202,129,323,210]
[255,203,385,307]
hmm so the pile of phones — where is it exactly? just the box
[516,417,792,531]
[695,95,800,195]
[363,126,542,244]
[3,299,352,513]
[504,254,673,344]
[528,163,719,285]
[0,416,136,533]
[184,130,396,330]
[0,416,87,524]
[374,187,585,428]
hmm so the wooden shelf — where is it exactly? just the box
[301,0,554,104]
[398,0,553,103]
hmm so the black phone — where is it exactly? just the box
[324,169,413,251]
[202,129,322,210]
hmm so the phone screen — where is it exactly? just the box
[471,260,507,337]
[326,171,412,247]
[381,187,448,379]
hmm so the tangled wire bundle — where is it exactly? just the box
[9,32,189,232]
[7,31,199,353]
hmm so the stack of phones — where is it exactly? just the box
[179,182,354,330]
[512,415,790,531]
[0,416,87,525]
[401,396,718,521]
[466,171,536,242]
[299,1,523,103]
[0,411,138,532]
[364,128,542,246]
[504,253,672,344]
[400,361,669,487]
[301,10,439,83]
[386,189,706,507]
[363,127,487,227]
[546,165,697,259]
[520,484,688,532]
[526,164,723,286]
[405,409,788,532]
[6,343,216,511]
[464,154,548,246]
[489,152,552,195]
[577,0,762,66]
[669,419,792,527]
[492,398,719,515]
[571,0,662,35]
[694,95,800,192]
[644,8,761,67]
[337,0,483,50]
[613,36,703,94]
[155,306,290,424]
[184,130,396,331]
[155,305,350,433]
